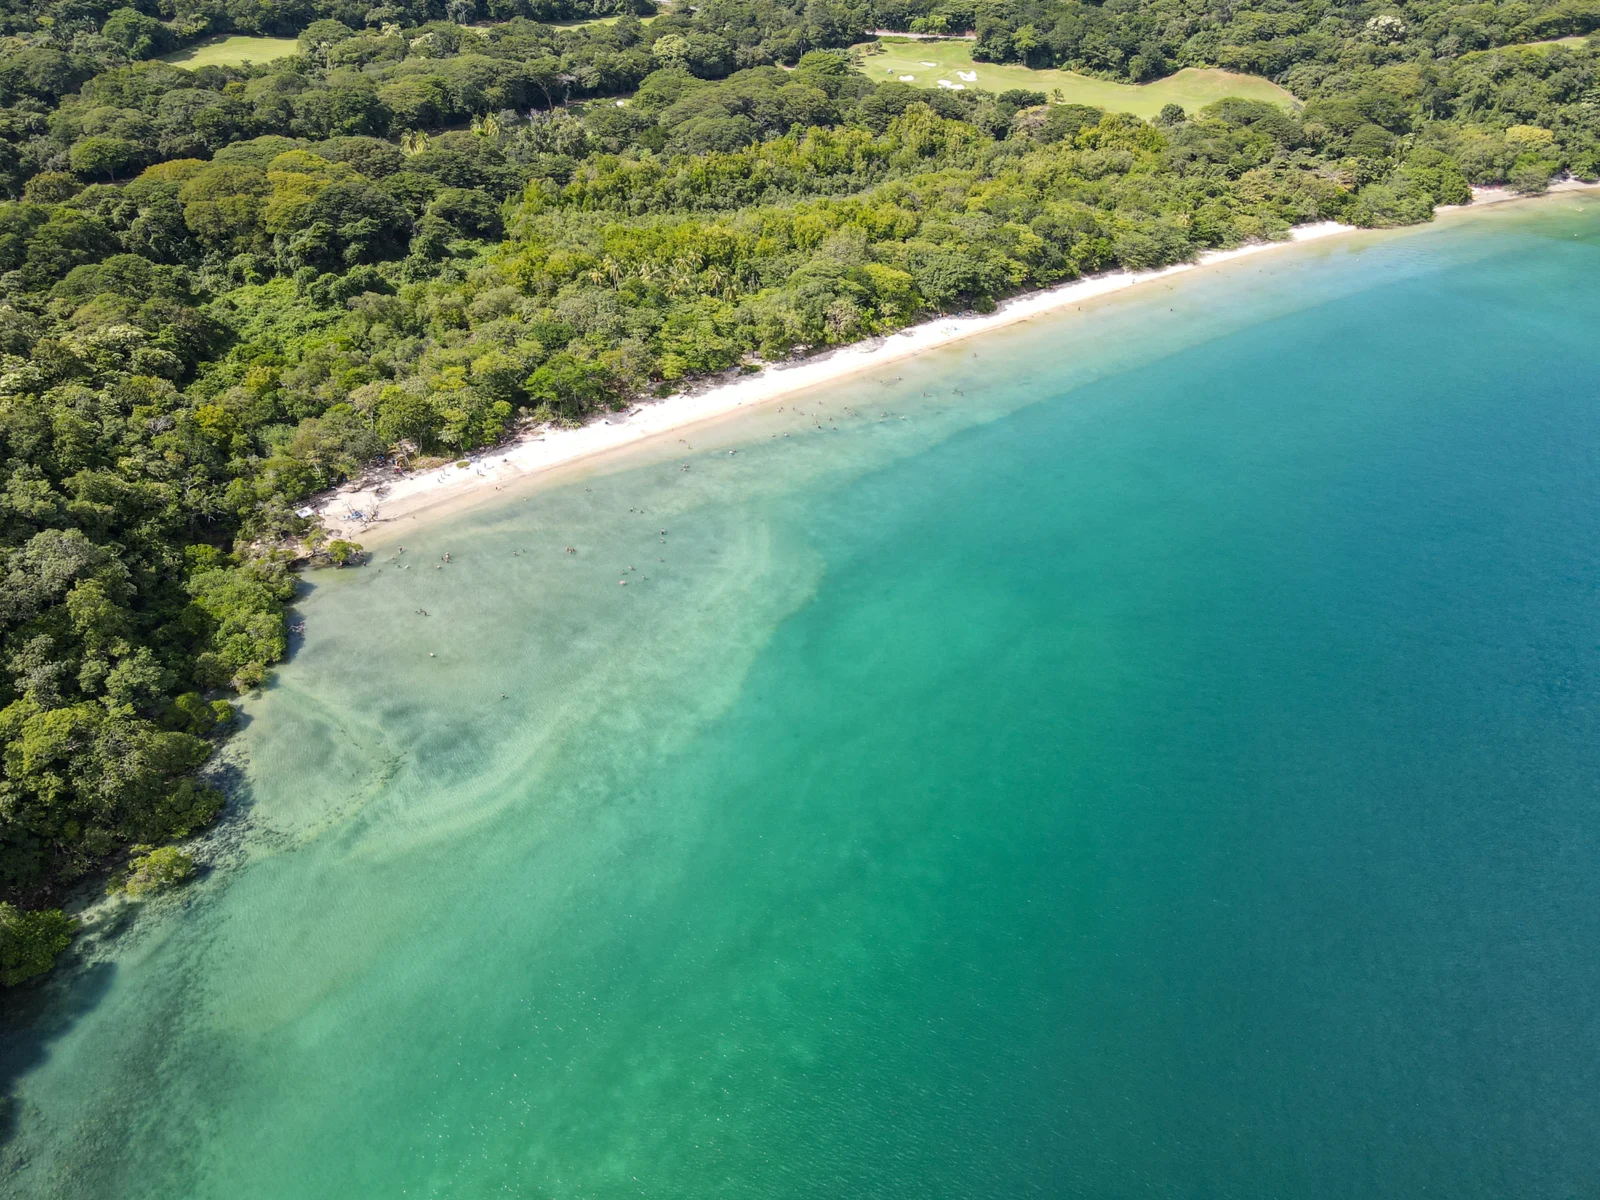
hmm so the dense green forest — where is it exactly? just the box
[0,0,1595,984]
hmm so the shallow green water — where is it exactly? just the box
[6,199,1600,1198]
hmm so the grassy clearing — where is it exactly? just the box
[1526,34,1593,47]
[161,35,299,68]
[546,12,659,26]
[1473,34,1593,54]
[857,39,1296,119]
[1455,35,1593,64]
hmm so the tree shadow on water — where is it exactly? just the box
[0,748,264,1160]
[0,956,117,1152]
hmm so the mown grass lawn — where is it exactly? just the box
[858,39,1296,119]
[161,35,300,68]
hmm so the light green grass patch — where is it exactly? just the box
[1522,34,1592,48]
[537,13,658,27]
[1462,34,1593,57]
[160,35,299,68]
[1454,35,1594,66]
[857,39,1295,120]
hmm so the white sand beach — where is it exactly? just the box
[313,221,1358,543]
[316,177,1600,544]
[1448,177,1600,209]
[316,176,1600,551]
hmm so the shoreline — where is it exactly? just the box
[311,182,1598,544]
[314,222,1358,543]
[1442,176,1599,209]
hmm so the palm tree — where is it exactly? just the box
[400,129,431,156]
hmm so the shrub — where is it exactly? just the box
[121,847,196,898]
[0,904,75,986]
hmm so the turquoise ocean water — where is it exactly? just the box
[4,197,1600,1198]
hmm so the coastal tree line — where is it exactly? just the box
[0,0,1597,984]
